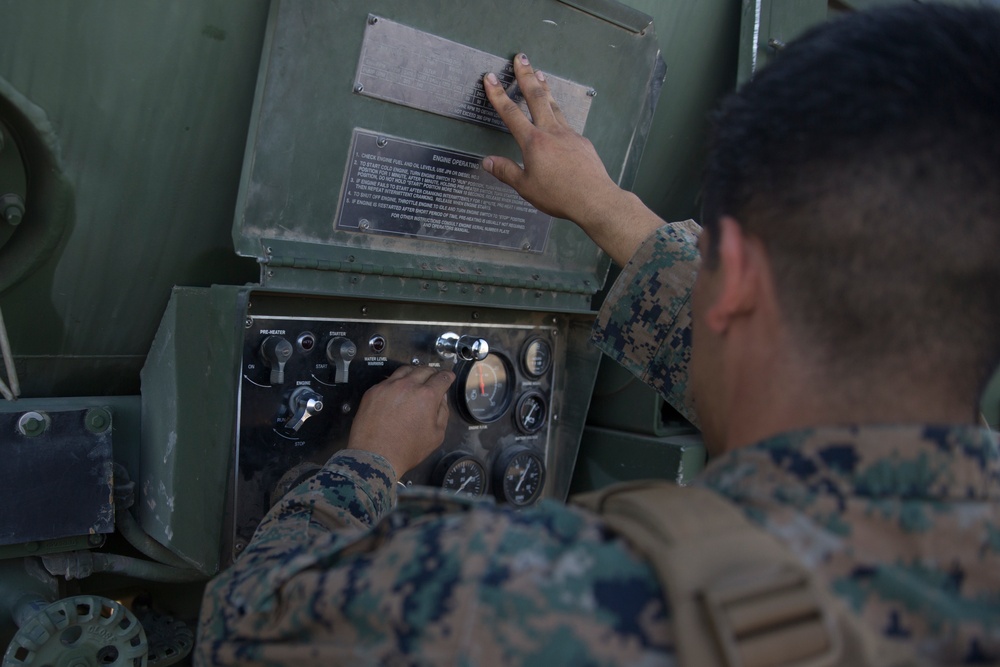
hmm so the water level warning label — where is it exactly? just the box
[336,130,551,252]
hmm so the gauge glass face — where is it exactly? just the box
[460,354,512,423]
[500,450,545,506]
[515,393,547,434]
[441,457,486,497]
[522,339,552,378]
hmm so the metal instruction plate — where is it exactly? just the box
[355,15,593,133]
[337,130,552,253]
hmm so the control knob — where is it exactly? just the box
[260,336,293,385]
[326,337,357,384]
[286,386,324,432]
[436,332,489,361]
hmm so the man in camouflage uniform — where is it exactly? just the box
[196,4,1000,665]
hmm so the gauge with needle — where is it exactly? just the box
[493,446,546,506]
[456,353,512,423]
[432,452,487,497]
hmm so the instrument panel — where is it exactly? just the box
[228,304,564,559]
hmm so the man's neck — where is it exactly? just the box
[719,349,979,454]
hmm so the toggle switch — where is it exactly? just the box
[260,336,293,385]
[435,332,489,361]
[287,386,324,432]
[326,337,357,384]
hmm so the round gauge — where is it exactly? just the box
[522,338,552,378]
[457,353,513,423]
[432,452,487,497]
[493,447,546,507]
[514,392,547,434]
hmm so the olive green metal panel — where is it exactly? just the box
[587,361,696,437]
[737,0,828,85]
[139,286,248,575]
[234,0,664,308]
[0,2,267,398]
[983,368,1000,430]
[569,427,705,494]
[623,0,743,223]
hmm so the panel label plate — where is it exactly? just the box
[337,130,551,252]
[355,15,593,133]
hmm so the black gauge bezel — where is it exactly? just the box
[432,451,487,497]
[455,353,514,424]
[492,446,546,507]
[513,392,547,434]
[520,336,553,378]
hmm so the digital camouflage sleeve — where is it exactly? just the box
[196,450,674,665]
[591,220,701,426]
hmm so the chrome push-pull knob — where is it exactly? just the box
[435,332,489,361]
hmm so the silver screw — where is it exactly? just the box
[341,403,352,414]
[369,15,379,25]
[354,83,364,93]
[17,412,48,437]
[411,357,421,365]
[376,137,388,148]
[587,89,597,97]
[235,542,245,552]
[522,242,531,251]
[359,219,371,231]
[245,316,254,329]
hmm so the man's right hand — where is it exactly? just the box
[482,53,666,266]
[347,365,455,478]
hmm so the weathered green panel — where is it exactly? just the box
[984,367,1000,430]
[737,0,829,85]
[139,286,248,575]
[234,0,665,308]
[569,427,705,493]
[0,2,268,397]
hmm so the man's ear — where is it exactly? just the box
[703,216,765,334]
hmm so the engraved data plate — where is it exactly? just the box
[337,130,552,253]
[355,16,593,133]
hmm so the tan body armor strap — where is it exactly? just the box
[572,481,924,667]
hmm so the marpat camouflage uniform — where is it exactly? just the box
[196,220,1000,665]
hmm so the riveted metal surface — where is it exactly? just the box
[0,409,113,546]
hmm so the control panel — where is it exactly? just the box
[228,300,566,558]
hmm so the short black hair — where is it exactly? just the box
[701,3,1000,406]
